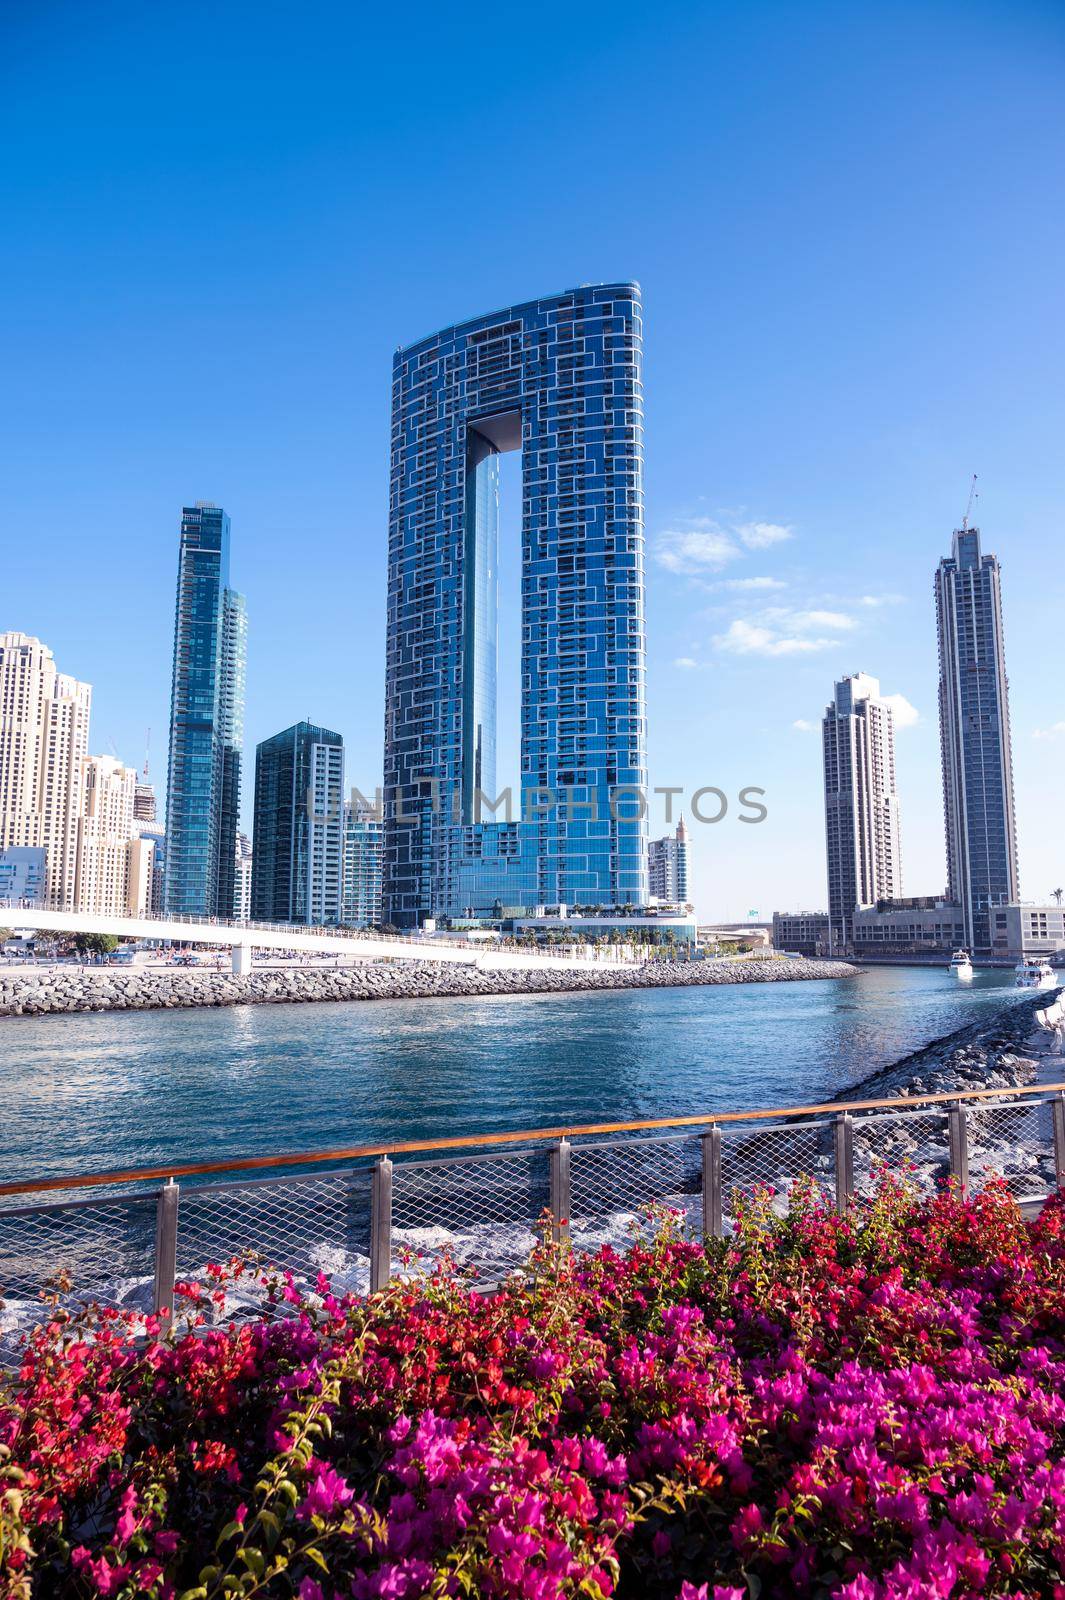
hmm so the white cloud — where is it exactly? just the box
[714,619,837,658]
[655,513,794,575]
[673,656,699,670]
[793,718,815,732]
[882,692,920,729]
[1034,721,1065,740]
[657,527,740,573]
[736,521,793,550]
[859,593,906,608]
[789,609,857,633]
[719,576,787,591]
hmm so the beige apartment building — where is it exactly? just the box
[1,633,152,918]
[75,755,154,917]
[0,631,92,910]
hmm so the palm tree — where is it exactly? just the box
[1053,888,1064,907]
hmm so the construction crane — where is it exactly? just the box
[143,727,151,781]
[961,474,978,531]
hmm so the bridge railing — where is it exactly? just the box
[0,896,658,953]
[0,899,641,961]
[1,1080,1063,1365]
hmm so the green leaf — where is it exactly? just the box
[238,1546,265,1578]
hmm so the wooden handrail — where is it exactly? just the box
[2,1080,1063,1199]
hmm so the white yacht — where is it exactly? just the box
[1015,958,1057,991]
[948,949,974,980]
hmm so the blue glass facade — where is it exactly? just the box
[164,505,247,918]
[251,722,345,926]
[383,283,648,927]
[935,527,1019,952]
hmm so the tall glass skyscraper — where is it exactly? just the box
[164,505,247,918]
[383,283,647,927]
[251,722,344,926]
[935,525,1019,952]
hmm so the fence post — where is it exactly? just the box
[833,1113,854,1215]
[1053,1094,1065,1190]
[948,1105,969,1198]
[701,1125,723,1238]
[549,1138,571,1245]
[370,1156,393,1293]
[153,1180,179,1328]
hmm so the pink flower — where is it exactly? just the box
[298,1459,354,1520]
[70,1549,132,1596]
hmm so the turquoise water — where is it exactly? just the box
[0,966,1026,1184]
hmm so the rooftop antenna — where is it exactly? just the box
[961,473,978,531]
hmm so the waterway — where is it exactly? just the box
[0,965,1028,1184]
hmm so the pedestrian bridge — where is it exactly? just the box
[0,904,619,974]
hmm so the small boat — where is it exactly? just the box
[948,949,974,980]
[1015,958,1057,991]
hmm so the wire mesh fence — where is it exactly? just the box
[391,1150,548,1281]
[721,1120,834,1216]
[967,1098,1057,1203]
[0,1190,160,1366]
[851,1109,952,1198]
[569,1134,702,1248]
[1,1087,1063,1368]
[176,1169,373,1317]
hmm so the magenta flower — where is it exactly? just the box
[298,1458,355,1520]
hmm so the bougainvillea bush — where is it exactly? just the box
[4,1173,1065,1599]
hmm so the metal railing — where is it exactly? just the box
[2,1081,1064,1365]
[0,898,652,964]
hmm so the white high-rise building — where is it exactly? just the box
[822,673,902,951]
[235,832,253,922]
[648,816,691,906]
[75,755,154,917]
[341,798,383,927]
[0,632,92,910]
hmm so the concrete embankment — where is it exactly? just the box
[0,956,857,1017]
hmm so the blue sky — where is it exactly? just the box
[3,0,1063,919]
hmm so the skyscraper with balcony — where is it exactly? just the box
[0,632,92,910]
[648,816,691,905]
[251,722,344,925]
[75,754,154,917]
[823,673,902,951]
[935,525,1019,952]
[164,505,247,918]
[383,282,647,927]
[341,797,383,928]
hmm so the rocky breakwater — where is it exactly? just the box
[840,989,1065,1196]
[0,955,857,1018]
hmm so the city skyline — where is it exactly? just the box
[3,1,1062,918]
